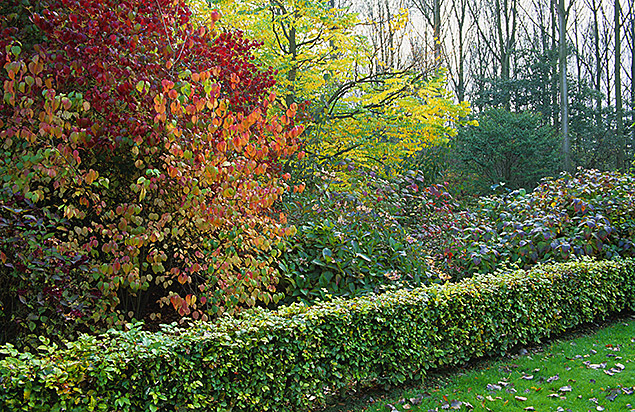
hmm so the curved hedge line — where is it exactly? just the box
[1,258,634,411]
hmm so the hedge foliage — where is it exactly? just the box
[1,258,634,411]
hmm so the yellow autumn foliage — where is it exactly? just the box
[190,0,475,181]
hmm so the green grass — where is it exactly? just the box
[324,317,635,412]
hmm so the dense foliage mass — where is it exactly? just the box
[276,166,635,299]
[1,2,634,412]
[423,169,635,278]
[453,108,561,192]
[278,166,435,302]
[1,258,633,411]
[0,0,303,346]
[2,0,634,376]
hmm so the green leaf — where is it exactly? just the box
[322,248,333,262]
[311,258,325,267]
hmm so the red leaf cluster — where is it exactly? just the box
[0,0,303,343]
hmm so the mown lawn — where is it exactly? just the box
[323,315,635,412]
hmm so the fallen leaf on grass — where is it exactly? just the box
[524,407,536,411]
[515,396,527,401]
[440,399,462,410]
[521,374,534,380]
[559,386,572,392]
[585,362,606,370]
[409,394,424,405]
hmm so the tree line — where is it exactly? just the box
[363,0,634,171]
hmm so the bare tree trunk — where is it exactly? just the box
[590,0,603,122]
[530,0,557,125]
[631,0,635,153]
[574,6,582,85]
[492,0,517,108]
[448,0,470,101]
[615,0,625,169]
[410,0,443,68]
[456,0,465,101]
[366,0,407,73]
[434,0,441,64]
[551,0,560,125]
[558,0,571,170]
[602,4,613,107]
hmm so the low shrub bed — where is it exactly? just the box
[1,258,634,411]
[434,169,635,278]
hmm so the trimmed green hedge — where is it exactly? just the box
[1,258,634,411]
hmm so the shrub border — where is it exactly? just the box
[1,258,634,411]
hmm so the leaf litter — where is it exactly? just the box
[368,319,635,412]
